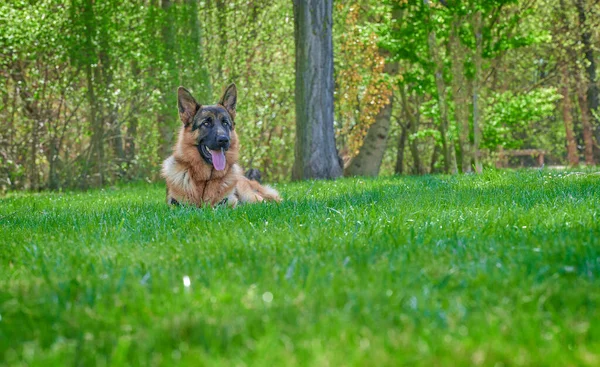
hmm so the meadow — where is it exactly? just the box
[1,170,599,366]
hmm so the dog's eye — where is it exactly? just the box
[202,118,212,126]
[222,118,230,127]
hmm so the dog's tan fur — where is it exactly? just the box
[161,85,281,207]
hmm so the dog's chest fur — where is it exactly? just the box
[162,154,242,207]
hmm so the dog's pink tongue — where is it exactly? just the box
[210,148,226,171]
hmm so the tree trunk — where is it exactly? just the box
[429,36,456,175]
[187,0,211,101]
[346,8,402,177]
[48,141,59,190]
[216,0,227,82]
[426,1,457,174]
[560,63,579,166]
[98,41,125,177]
[395,123,408,175]
[430,143,440,174]
[291,0,342,180]
[399,85,425,175]
[158,0,177,160]
[125,116,138,176]
[1,86,18,189]
[345,60,398,177]
[125,61,140,178]
[575,68,595,165]
[29,114,39,190]
[575,0,600,158]
[109,119,125,177]
[472,11,483,174]
[11,66,41,189]
[86,62,104,186]
[450,18,472,173]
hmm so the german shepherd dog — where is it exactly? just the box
[161,84,281,207]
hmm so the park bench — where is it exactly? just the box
[496,147,547,168]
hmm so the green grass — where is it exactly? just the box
[1,170,599,366]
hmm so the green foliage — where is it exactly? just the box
[1,171,600,364]
[0,0,597,190]
[483,87,562,150]
[0,0,298,189]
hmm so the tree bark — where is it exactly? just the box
[472,11,483,174]
[399,85,425,175]
[426,1,457,174]
[11,65,42,189]
[345,60,398,177]
[187,0,211,101]
[0,86,17,189]
[125,61,140,178]
[450,18,472,173]
[575,68,595,165]
[560,63,579,166]
[216,0,227,82]
[291,0,342,180]
[29,110,39,190]
[98,28,125,177]
[86,62,104,186]
[575,0,600,157]
[345,8,401,177]
[430,143,440,174]
[395,122,408,175]
[158,0,177,160]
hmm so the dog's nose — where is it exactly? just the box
[216,135,230,147]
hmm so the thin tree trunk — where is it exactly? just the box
[86,63,104,186]
[575,0,600,157]
[48,106,59,190]
[29,115,39,190]
[75,0,103,187]
[125,116,138,176]
[187,0,211,101]
[158,0,177,160]
[12,64,43,189]
[1,86,17,189]
[98,40,125,177]
[291,0,342,180]
[216,0,227,82]
[345,60,398,177]
[560,63,579,166]
[472,11,483,174]
[109,119,125,177]
[48,93,65,190]
[430,143,440,173]
[450,18,472,173]
[426,1,457,174]
[125,61,140,178]
[395,123,408,175]
[399,85,425,175]
[575,68,595,165]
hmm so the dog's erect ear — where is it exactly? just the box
[177,87,200,125]
[219,83,237,119]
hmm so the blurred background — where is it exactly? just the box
[0,0,598,191]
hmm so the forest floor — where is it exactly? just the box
[1,170,599,366]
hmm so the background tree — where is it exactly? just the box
[339,2,396,177]
[574,0,599,159]
[291,0,342,180]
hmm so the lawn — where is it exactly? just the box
[1,170,599,366]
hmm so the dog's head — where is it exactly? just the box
[177,84,237,171]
